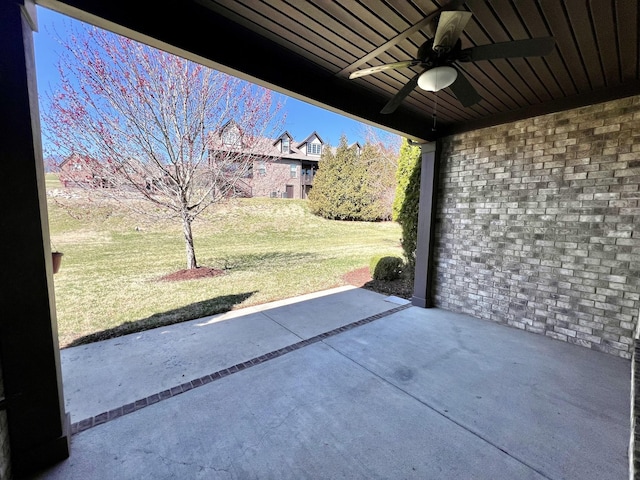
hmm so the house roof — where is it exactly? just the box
[296,131,324,149]
[272,131,293,146]
[58,152,99,168]
[208,130,326,162]
[219,119,241,132]
[38,0,640,143]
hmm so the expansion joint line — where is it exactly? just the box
[70,303,411,435]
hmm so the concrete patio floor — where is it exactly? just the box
[29,286,630,479]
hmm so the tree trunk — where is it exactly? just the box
[181,213,198,269]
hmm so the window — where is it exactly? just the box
[307,143,322,155]
[258,161,266,176]
[282,137,290,153]
[222,163,239,174]
[290,164,297,178]
[222,127,240,146]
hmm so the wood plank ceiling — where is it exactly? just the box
[199,0,640,140]
[40,0,640,142]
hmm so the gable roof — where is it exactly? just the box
[272,131,293,146]
[58,153,100,168]
[208,130,331,161]
[296,131,324,149]
[219,119,242,135]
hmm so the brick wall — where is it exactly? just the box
[433,95,640,359]
[0,364,11,479]
[252,159,300,199]
[632,334,640,478]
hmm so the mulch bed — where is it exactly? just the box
[342,266,373,287]
[159,266,225,282]
[342,266,413,300]
[157,265,412,300]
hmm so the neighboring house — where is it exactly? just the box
[60,126,356,200]
[59,153,163,192]
[58,153,110,188]
[208,123,332,199]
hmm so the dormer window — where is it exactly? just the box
[222,126,241,146]
[282,137,290,153]
[307,143,322,155]
[297,132,325,157]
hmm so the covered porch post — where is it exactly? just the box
[0,0,71,476]
[411,141,440,308]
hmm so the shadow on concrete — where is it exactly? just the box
[66,291,257,348]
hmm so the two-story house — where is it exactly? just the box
[208,123,364,200]
[208,122,333,199]
[58,153,161,192]
[58,153,111,188]
[262,131,324,199]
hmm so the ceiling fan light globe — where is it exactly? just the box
[417,66,458,92]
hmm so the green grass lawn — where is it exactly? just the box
[46,175,403,348]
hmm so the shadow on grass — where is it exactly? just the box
[65,291,257,348]
[204,251,320,272]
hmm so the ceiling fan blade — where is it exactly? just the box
[349,60,421,79]
[381,72,421,114]
[340,0,467,76]
[433,11,472,51]
[448,68,481,107]
[460,37,556,62]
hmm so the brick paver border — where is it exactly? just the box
[70,303,411,435]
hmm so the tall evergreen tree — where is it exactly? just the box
[309,135,394,221]
[393,138,421,270]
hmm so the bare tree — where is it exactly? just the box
[42,22,285,269]
[361,126,402,219]
[360,124,402,167]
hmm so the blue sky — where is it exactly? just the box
[33,6,397,148]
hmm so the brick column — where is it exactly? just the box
[0,1,70,476]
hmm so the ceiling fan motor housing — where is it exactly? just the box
[418,38,462,68]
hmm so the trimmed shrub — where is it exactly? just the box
[369,255,383,274]
[370,255,404,281]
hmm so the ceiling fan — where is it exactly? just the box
[348,9,556,114]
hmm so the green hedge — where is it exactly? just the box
[393,138,421,272]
